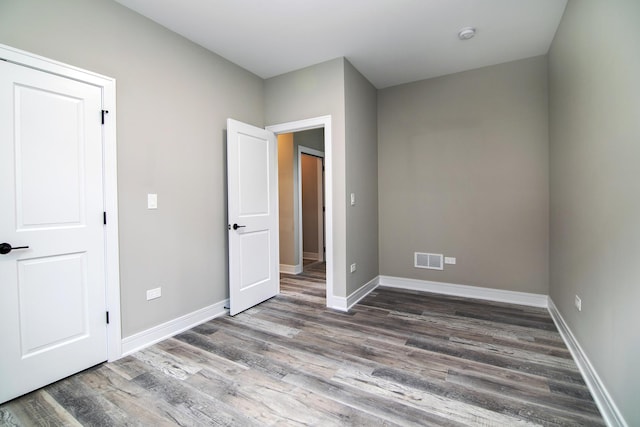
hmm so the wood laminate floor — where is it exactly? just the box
[1,264,604,426]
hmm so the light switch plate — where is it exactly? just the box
[350,193,356,206]
[147,193,158,209]
[146,287,161,300]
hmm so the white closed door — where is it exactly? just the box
[0,60,108,403]
[227,119,279,316]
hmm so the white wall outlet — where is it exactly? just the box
[350,263,357,273]
[147,193,158,209]
[444,257,456,265]
[147,287,162,300]
[350,193,356,206]
[575,295,582,311]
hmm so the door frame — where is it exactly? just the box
[0,44,122,361]
[298,147,325,263]
[267,116,333,307]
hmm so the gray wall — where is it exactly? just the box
[277,134,296,266]
[266,58,379,298]
[549,0,640,423]
[0,0,264,337]
[344,61,379,295]
[378,56,549,294]
[265,58,348,297]
[295,128,326,153]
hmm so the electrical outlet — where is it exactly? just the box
[147,287,162,300]
[575,295,582,312]
[444,257,456,265]
[350,263,357,273]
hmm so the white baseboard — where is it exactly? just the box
[327,295,348,312]
[328,275,380,312]
[121,299,229,357]
[280,263,302,274]
[547,299,627,427]
[328,275,547,312]
[378,275,548,308]
[347,276,379,310]
[303,252,320,260]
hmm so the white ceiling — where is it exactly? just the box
[114,0,567,89]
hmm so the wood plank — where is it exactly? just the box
[405,335,585,384]
[131,345,202,380]
[0,390,82,427]
[282,372,462,426]
[44,368,138,426]
[445,369,600,416]
[0,265,605,426]
[332,368,538,426]
[187,362,396,427]
[371,366,604,426]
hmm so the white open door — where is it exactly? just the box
[0,59,108,403]
[227,119,279,316]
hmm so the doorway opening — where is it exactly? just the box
[267,116,333,308]
[300,150,325,268]
[276,130,325,273]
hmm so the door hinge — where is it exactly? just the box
[106,311,110,324]
[103,211,107,225]
[101,109,109,125]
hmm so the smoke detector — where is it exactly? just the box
[458,27,476,40]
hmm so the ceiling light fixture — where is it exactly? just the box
[458,27,476,40]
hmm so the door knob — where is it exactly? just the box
[232,224,246,230]
[0,243,30,255]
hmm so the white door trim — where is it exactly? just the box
[298,146,324,264]
[316,156,324,262]
[0,44,122,361]
[266,116,333,308]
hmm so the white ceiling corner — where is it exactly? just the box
[114,0,568,89]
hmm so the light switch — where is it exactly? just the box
[146,287,161,300]
[147,193,158,209]
[350,193,356,206]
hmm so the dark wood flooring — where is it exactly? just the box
[0,263,604,426]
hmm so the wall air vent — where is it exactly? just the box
[414,252,444,270]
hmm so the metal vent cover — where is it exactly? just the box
[414,252,444,270]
